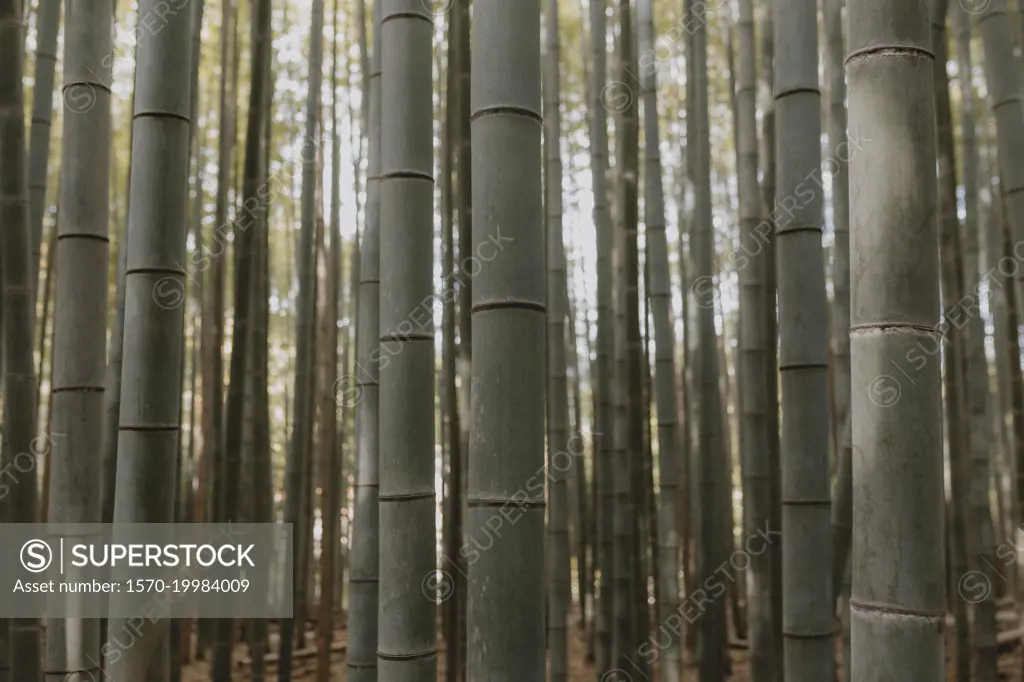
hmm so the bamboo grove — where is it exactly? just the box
[4,0,1024,680]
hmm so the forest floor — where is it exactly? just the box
[180,605,1023,681]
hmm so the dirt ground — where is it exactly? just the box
[181,608,1022,681]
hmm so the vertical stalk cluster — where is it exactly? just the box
[954,6,998,676]
[847,0,946,678]
[932,5,973,680]
[279,0,323,676]
[214,0,271,678]
[1,0,41,679]
[377,1,435,680]
[467,0,545,678]
[973,0,1024,648]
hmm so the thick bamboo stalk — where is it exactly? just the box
[467,0,544,678]
[848,1,946,677]
[773,0,834,676]
[105,0,191,678]
[377,1,436,680]
[43,1,111,680]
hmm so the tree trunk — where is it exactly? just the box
[973,0,1024,660]
[824,0,852,595]
[36,219,56,512]
[440,13,461,680]
[43,1,111,680]
[212,0,270,678]
[316,0,342,679]
[27,0,61,297]
[347,2,381,680]
[248,33,274,681]
[453,1,471,672]
[757,0,783,670]
[823,0,853,676]
[377,1,436,680]
[691,0,730,677]
[566,289,591,645]
[278,0,324,677]
[588,0,614,674]
[201,7,233,645]
[847,1,946,677]
[105,0,191,677]
[611,0,640,671]
[932,5,974,679]
[952,6,1000,679]
[735,0,774,677]
[101,190,129,529]
[466,0,543,678]
[0,0,42,678]
[773,0,834,676]
[543,0,570,678]
[637,1,682,677]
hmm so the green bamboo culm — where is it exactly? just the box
[377,1,436,680]
[848,0,945,677]
[104,0,192,677]
[44,0,113,681]
[348,1,382,680]
[467,0,545,678]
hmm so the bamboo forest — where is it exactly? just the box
[7,0,1024,679]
